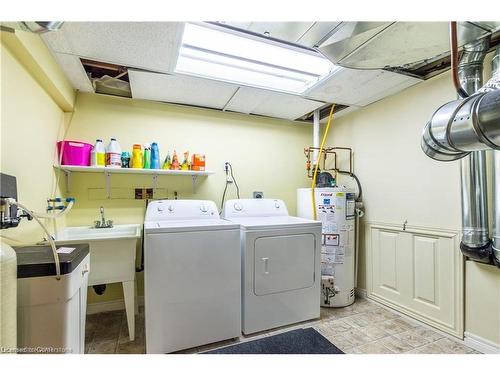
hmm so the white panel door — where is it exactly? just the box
[254,234,316,295]
[368,223,463,337]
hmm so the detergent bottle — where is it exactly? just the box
[162,152,171,170]
[106,138,121,168]
[94,139,106,166]
[132,144,143,168]
[151,142,160,169]
[143,144,151,169]
[171,150,180,170]
[181,151,190,170]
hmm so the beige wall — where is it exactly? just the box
[327,69,500,346]
[64,92,312,303]
[0,42,68,242]
[465,261,500,345]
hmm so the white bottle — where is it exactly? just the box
[90,146,97,166]
[106,138,122,168]
[94,139,106,166]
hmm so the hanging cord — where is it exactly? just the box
[136,198,148,273]
[336,170,363,202]
[228,163,240,199]
[219,162,240,213]
[220,180,229,214]
[5,199,61,280]
[311,105,335,220]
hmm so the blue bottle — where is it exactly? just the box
[150,142,160,169]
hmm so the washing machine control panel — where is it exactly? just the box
[223,199,289,218]
[145,200,219,221]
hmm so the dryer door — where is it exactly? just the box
[254,233,316,295]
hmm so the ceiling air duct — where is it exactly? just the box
[318,22,500,71]
[1,21,64,34]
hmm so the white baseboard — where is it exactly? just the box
[464,332,500,354]
[355,288,367,299]
[87,296,144,315]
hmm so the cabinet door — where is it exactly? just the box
[368,223,462,337]
[371,229,410,305]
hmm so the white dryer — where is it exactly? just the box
[144,200,241,354]
[222,199,321,335]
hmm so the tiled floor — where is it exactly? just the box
[84,297,479,354]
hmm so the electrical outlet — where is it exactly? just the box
[224,161,233,183]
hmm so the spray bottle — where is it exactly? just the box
[162,152,171,170]
[143,144,151,169]
[151,142,160,169]
[171,150,180,170]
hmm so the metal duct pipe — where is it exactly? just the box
[493,150,500,265]
[421,34,499,265]
[491,46,500,266]
[458,38,491,264]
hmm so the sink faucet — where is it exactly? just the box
[94,206,113,228]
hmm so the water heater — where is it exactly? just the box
[297,187,356,307]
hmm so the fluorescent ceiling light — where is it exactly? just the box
[175,23,340,94]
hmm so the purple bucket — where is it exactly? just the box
[57,140,93,166]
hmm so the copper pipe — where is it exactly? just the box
[450,21,469,98]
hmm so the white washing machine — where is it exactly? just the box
[144,200,241,354]
[222,199,321,335]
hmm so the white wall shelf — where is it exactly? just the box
[54,165,214,197]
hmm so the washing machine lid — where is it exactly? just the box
[144,218,239,233]
[225,216,321,231]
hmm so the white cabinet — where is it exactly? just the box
[367,222,463,337]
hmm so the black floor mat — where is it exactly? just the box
[204,328,344,354]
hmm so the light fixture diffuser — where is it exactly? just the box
[175,23,340,94]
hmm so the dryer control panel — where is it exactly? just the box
[145,200,219,222]
[223,199,289,218]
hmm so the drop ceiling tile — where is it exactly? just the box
[304,68,421,107]
[129,69,238,110]
[52,53,94,93]
[220,22,314,44]
[246,22,314,43]
[225,87,324,120]
[42,22,184,73]
[296,22,342,48]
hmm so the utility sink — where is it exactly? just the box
[54,224,141,242]
[53,223,141,341]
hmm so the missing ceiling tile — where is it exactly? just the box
[81,58,131,98]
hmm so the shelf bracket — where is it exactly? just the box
[152,174,158,193]
[192,175,198,194]
[105,171,112,199]
[64,170,71,193]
